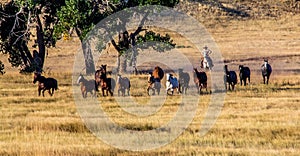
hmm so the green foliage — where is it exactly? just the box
[0,0,64,73]
[54,0,109,41]
[136,31,176,52]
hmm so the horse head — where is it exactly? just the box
[33,72,41,84]
[77,74,84,84]
[101,64,107,74]
[263,59,268,68]
[117,74,122,83]
[239,65,244,71]
[153,66,164,80]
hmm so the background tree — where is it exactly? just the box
[55,0,178,74]
[0,0,64,73]
[0,0,178,74]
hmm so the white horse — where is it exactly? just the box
[166,73,179,95]
[201,57,214,70]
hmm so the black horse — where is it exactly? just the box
[178,68,190,94]
[261,59,272,84]
[239,65,251,86]
[33,72,58,97]
[193,68,208,94]
[224,65,237,91]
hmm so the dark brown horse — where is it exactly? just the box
[178,68,190,94]
[95,67,115,96]
[33,72,58,97]
[95,64,107,91]
[193,68,207,94]
[224,65,237,91]
[239,65,251,86]
[261,59,272,84]
[147,66,164,95]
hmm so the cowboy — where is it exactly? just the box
[201,45,214,69]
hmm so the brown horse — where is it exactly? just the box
[178,68,190,94]
[95,67,115,96]
[95,64,107,91]
[147,66,164,95]
[193,68,208,94]
[77,74,96,98]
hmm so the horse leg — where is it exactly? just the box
[102,88,105,97]
[38,88,41,96]
[240,78,243,86]
[109,88,113,96]
[122,88,125,96]
[248,76,251,85]
[42,89,45,97]
[199,85,202,94]
[118,88,121,96]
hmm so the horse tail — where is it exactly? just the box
[54,79,58,90]
[128,79,131,89]
[111,78,116,92]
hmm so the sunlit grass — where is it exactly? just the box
[0,71,299,155]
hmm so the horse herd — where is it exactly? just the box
[32,60,272,98]
[224,59,272,91]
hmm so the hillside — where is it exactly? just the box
[177,0,300,21]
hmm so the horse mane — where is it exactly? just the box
[152,66,164,79]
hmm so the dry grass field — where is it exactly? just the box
[1,1,300,155]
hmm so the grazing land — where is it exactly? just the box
[0,0,300,155]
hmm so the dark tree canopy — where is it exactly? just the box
[0,0,179,74]
[0,0,64,73]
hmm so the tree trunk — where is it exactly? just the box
[36,14,46,70]
[119,55,127,74]
[81,40,96,75]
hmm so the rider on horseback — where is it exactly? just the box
[201,45,214,69]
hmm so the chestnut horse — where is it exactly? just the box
[147,66,164,95]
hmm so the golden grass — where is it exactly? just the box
[0,71,299,155]
[0,3,299,155]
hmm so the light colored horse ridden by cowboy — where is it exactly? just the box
[201,45,214,70]
[166,73,180,95]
